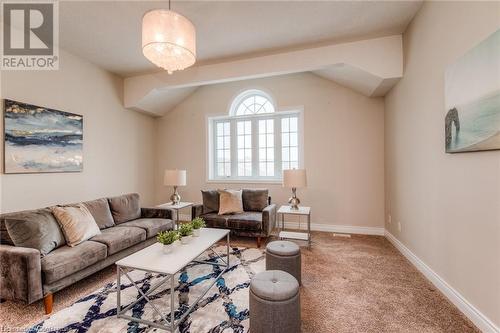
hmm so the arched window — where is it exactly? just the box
[209,89,302,181]
[230,90,275,116]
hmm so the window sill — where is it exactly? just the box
[206,179,283,185]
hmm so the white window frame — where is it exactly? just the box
[229,89,276,116]
[207,93,304,183]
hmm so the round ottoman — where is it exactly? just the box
[266,240,301,284]
[249,270,300,333]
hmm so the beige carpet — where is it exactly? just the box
[0,232,479,332]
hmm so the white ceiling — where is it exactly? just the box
[59,1,422,77]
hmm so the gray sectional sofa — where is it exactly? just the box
[0,193,174,314]
[192,189,276,247]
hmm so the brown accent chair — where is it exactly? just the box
[0,193,174,314]
[192,189,276,247]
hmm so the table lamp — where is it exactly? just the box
[283,169,307,210]
[164,169,186,205]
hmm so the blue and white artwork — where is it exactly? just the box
[4,99,83,173]
[445,29,500,153]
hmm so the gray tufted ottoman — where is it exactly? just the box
[266,240,302,284]
[249,270,300,333]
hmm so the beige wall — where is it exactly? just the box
[385,1,500,327]
[0,50,157,212]
[156,73,385,230]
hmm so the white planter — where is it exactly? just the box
[193,229,201,237]
[162,244,173,254]
[180,236,191,245]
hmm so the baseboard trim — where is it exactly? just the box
[385,231,499,333]
[283,222,385,236]
[180,213,384,236]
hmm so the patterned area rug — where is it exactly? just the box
[30,246,265,333]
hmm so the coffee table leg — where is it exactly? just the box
[226,233,230,268]
[171,273,175,332]
[116,266,121,316]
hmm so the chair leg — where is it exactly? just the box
[256,237,261,248]
[44,293,53,315]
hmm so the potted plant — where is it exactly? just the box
[191,217,206,237]
[179,223,193,245]
[157,230,179,254]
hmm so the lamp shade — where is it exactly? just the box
[283,169,307,188]
[142,9,196,74]
[164,169,186,186]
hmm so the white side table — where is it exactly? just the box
[157,202,193,230]
[277,205,311,247]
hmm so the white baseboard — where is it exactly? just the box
[385,231,499,333]
[180,213,384,235]
[283,221,385,236]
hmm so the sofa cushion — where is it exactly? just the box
[116,218,174,238]
[218,189,244,215]
[108,193,141,224]
[0,216,14,245]
[201,190,219,213]
[52,205,101,247]
[41,241,107,284]
[200,213,229,229]
[227,212,262,231]
[242,189,269,212]
[90,226,146,255]
[3,208,66,256]
[83,198,115,229]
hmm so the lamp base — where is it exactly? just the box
[170,186,181,205]
[288,187,300,210]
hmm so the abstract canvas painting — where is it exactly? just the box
[445,29,500,153]
[3,99,83,173]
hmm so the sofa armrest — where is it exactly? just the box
[192,204,204,218]
[0,244,43,304]
[141,207,173,220]
[262,204,277,236]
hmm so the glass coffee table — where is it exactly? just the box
[115,228,230,331]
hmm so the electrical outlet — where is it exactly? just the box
[397,221,402,232]
[388,214,392,224]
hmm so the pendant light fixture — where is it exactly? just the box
[142,0,196,74]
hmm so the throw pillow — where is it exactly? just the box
[3,208,66,256]
[242,189,269,211]
[52,204,101,247]
[83,198,115,229]
[108,193,141,224]
[218,189,244,215]
[201,190,219,213]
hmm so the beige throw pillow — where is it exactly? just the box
[218,189,244,215]
[52,204,101,247]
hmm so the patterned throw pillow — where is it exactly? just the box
[218,189,244,215]
[52,204,101,247]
